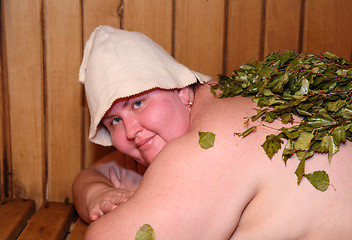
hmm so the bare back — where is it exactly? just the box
[193,84,352,239]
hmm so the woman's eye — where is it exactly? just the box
[133,100,143,109]
[111,117,121,126]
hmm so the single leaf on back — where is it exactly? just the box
[198,131,216,149]
[261,134,283,159]
[135,224,155,240]
[304,171,330,191]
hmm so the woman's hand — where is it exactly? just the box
[73,151,144,223]
[87,167,134,221]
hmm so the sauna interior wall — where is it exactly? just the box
[1,0,351,207]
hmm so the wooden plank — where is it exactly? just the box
[82,0,122,42]
[0,7,4,197]
[43,0,83,202]
[3,0,44,206]
[0,198,35,240]
[302,0,352,60]
[18,202,75,240]
[124,0,173,54]
[67,218,88,240]
[263,0,303,56]
[174,0,226,79]
[82,0,122,167]
[226,0,264,74]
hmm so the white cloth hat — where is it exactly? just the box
[79,25,212,146]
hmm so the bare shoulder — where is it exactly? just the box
[85,89,263,239]
[191,83,259,133]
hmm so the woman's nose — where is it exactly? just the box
[124,118,143,140]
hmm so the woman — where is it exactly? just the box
[74,26,352,240]
[73,25,212,223]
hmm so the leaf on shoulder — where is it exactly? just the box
[135,224,155,240]
[198,131,216,149]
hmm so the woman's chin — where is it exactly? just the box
[141,152,159,166]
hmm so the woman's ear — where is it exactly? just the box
[178,87,194,106]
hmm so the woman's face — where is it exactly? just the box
[102,88,191,166]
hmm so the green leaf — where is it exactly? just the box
[320,135,339,163]
[280,113,293,124]
[331,126,346,144]
[135,224,155,240]
[281,127,300,139]
[336,69,349,77]
[340,107,352,118]
[298,102,314,111]
[323,52,339,61]
[263,111,277,123]
[326,100,346,112]
[279,50,297,65]
[251,109,267,121]
[271,73,290,94]
[261,134,283,159]
[294,78,309,96]
[198,131,216,149]
[295,150,314,161]
[234,126,257,138]
[282,138,294,164]
[294,131,314,151]
[304,170,330,191]
[305,113,337,128]
[311,140,328,153]
[295,158,305,185]
[296,108,313,117]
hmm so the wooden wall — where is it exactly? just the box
[1,0,351,207]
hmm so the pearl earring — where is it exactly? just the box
[186,100,193,108]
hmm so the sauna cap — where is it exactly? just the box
[79,25,212,146]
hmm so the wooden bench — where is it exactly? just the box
[0,198,88,240]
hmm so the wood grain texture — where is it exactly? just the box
[43,0,83,202]
[124,0,173,54]
[17,202,75,240]
[3,0,44,206]
[67,218,88,240]
[0,199,35,240]
[264,0,303,55]
[302,0,352,60]
[226,0,264,73]
[174,0,226,78]
[0,19,4,198]
[82,0,122,42]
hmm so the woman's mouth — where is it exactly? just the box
[136,135,156,151]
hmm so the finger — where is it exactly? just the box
[119,197,128,204]
[113,196,127,205]
[90,213,99,221]
[101,201,118,214]
[109,167,120,188]
[113,192,133,205]
[89,209,103,221]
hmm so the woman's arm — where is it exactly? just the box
[72,150,145,223]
